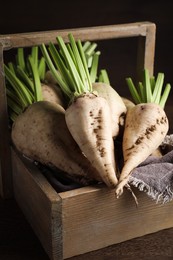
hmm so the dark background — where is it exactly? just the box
[1,1,173,259]
[1,0,173,99]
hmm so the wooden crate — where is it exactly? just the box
[2,22,173,260]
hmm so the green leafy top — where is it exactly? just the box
[5,36,110,122]
[40,33,110,101]
[4,46,44,122]
[126,69,171,109]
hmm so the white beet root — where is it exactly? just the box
[92,82,127,138]
[115,102,169,197]
[41,83,65,108]
[11,101,101,185]
[65,93,118,188]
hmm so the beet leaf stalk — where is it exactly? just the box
[4,46,43,122]
[126,69,171,108]
[115,68,171,198]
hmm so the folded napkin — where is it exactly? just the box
[129,134,173,204]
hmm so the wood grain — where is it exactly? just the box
[1,22,153,49]
[12,149,63,260]
[1,195,173,260]
[60,186,173,259]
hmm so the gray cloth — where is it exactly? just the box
[129,135,173,204]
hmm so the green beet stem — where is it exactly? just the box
[82,41,91,52]
[126,78,142,104]
[16,65,35,95]
[143,69,152,102]
[56,35,83,94]
[77,39,92,92]
[69,34,90,92]
[159,83,171,109]
[138,82,145,102]
[16,48,25,71]
[4,64,33,108]
[48,42,75,93]
[150,76,155,92]
[89,51,100,83]
[28,56,42,102]
[38,57,46,81]
[152,73,164,104]
[126,69,171,108]
[98,69,110,85]
[7,95,23,117]
[85,42,97,57]
[31,46,38,68]
[40,43,72,98]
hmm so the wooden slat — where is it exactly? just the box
[1,22,151,49]
[60,185,173,259]
[12,149,63,260]
[136,23,156,79]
